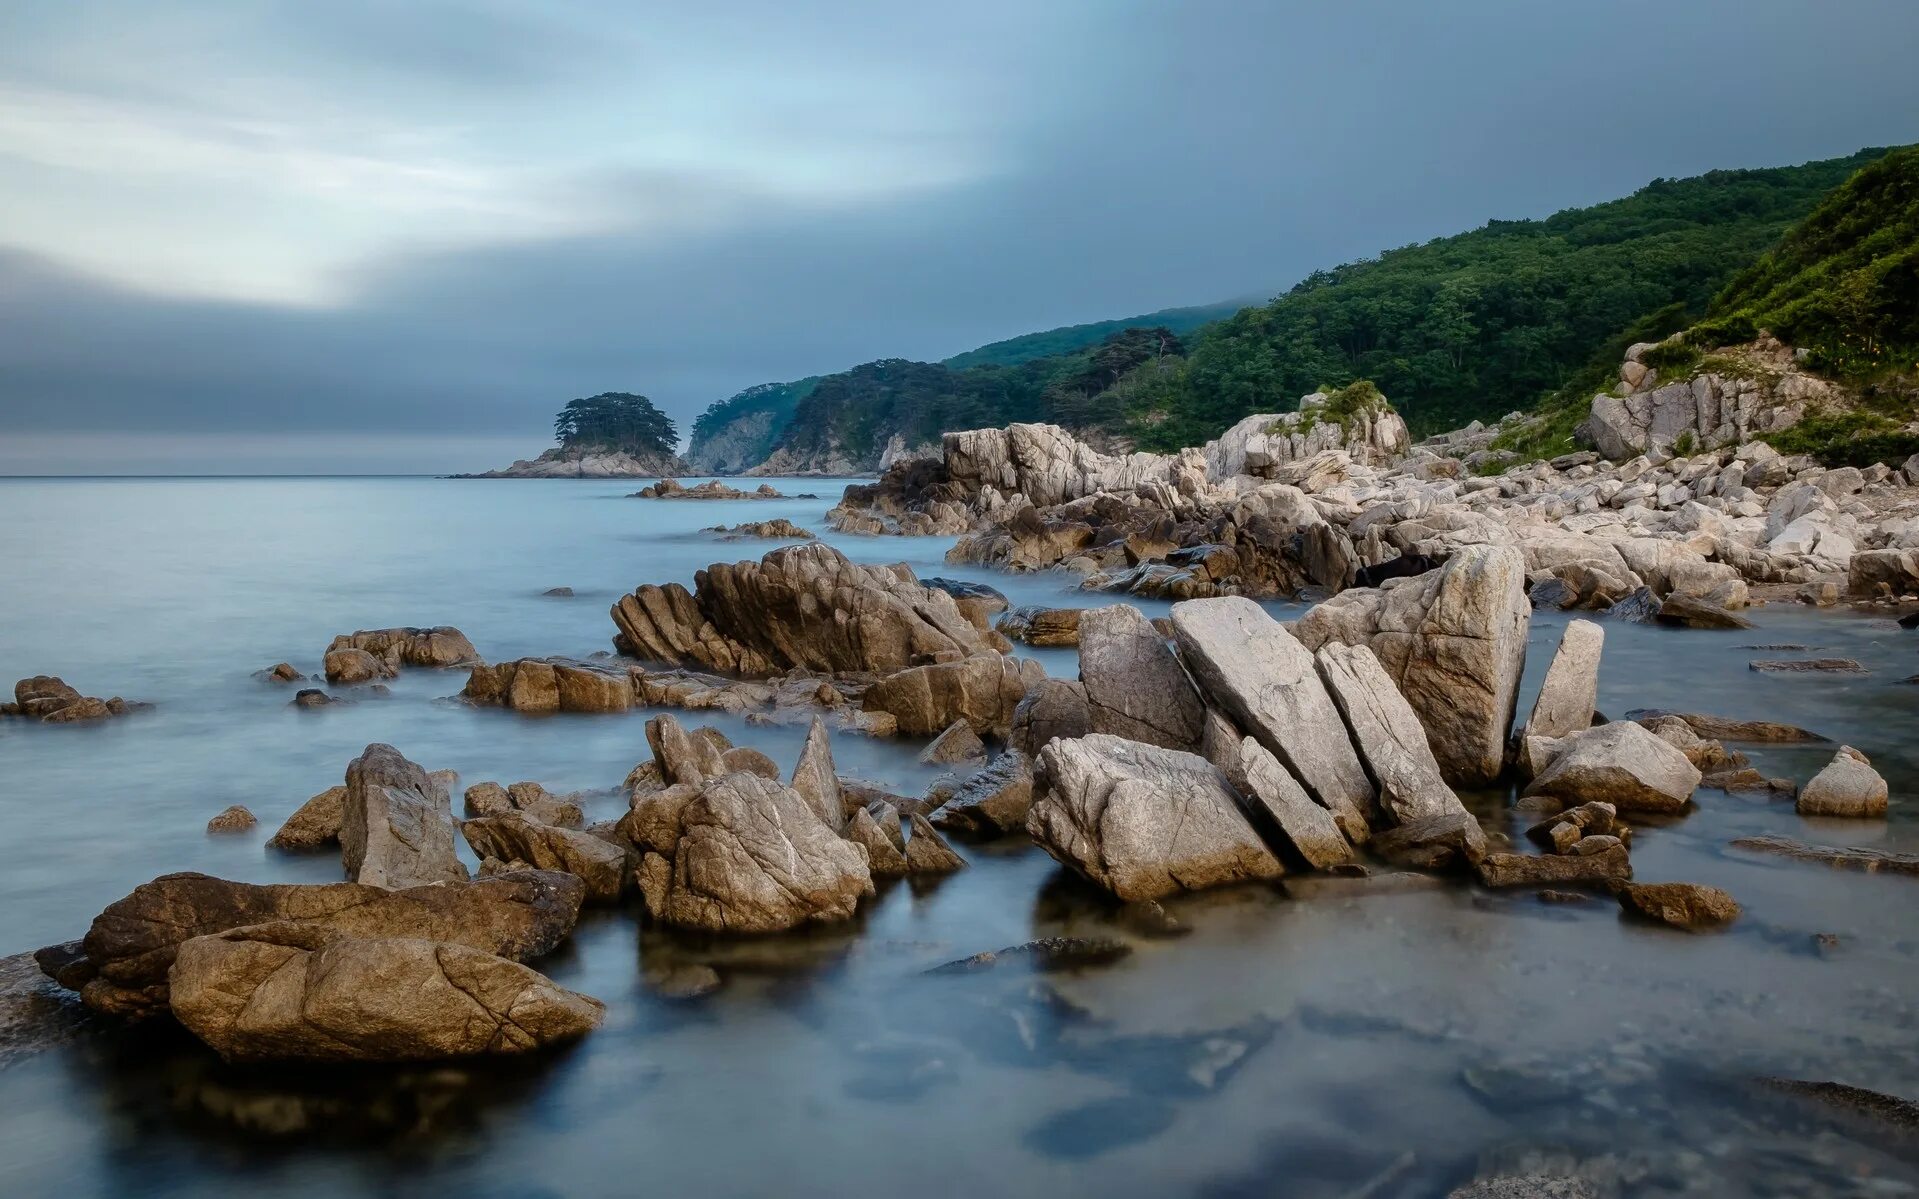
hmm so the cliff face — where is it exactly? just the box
[458,446,687,478]
[685,408,784,474]
[1579,335,1840,461]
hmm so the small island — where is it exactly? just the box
[457,392,687,477]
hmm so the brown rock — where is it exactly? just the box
[1613,881,1740,930]
[846,807,909,876]
[1476,844,1631,888]
[462,813,628,904]
[919,719,987,765]
[341,744,468,889]
[267,786,347,850]
[930,750,1036,837]
[1009,678,1093,755]
[862,654,1043,737]
[323,647,395,685]
[903,813,966,875]
[205,805,256,834]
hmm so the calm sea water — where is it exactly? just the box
[1,476,1916,1198]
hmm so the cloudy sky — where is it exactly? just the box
[2,0,1916,474]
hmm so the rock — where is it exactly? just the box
[205,805,256,834]
[169,924,603,1062]
[1613,881,1740,930]
[461,657,635,714]
[290,687,336,709]
[1368,812,1488,870]
[53,870,585,1018]
[1796,746,1889,818]
[919,719,987,765]
[646,713,730,786]
[1625,709,1825,743]
[463,781,513,818]
[1733,834,1919,875]
[257,662,304,683]
[543,586,575,596]
[1009,679,1094,755]
[1748,657,1867,674]
[643,772,874,933]
[1029,734,1284,900]
[1850,548,1919,597]
[903,812,967,874]
[267,786,346,850]
[788,717,845,828]
[930,750,1036,837]
[705,519,815,541]
[340,744,469,889]
[2,950,88,1070]
[611,544,1004,677]
[862,654,1043,737]
[1294,544,1530,788]
[328,626,480,670]
[1079,603,1206,751]
[845,807,909,876]
[1235,737,1354,869]
[462,813,629,904]
[1525,801,1616,848]
[11,675,136,722]
[322,647,397,685]
[1476,845,1631,888]
[996,605,1083,646]
[1525,619,1603,740]
[1523,722,1700,815]
[1314,641,1470,827]
[497,781,587,827]
[927,937,1133,974]
[1447,1177,1600,1199]
[1171,597,1373,838]
[1655,592,1755,629]
[921,577,1011,627]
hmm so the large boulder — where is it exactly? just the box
[323,647,395,685]
[929,750,1036,837]
[169,924,601,1062]
[1295,544,1529,787]
[861,654,1044,737]
[1171,597,1374,839]
[1009,679,1094,755]
[1523,722,1701,815]
[266,786,346,850]
[1234,738,1354,869]
[1526,619,1603,740]
[327,627,480,669]
[639,772,873,933]
[1313,641,1469,828]
[48,870,585,1018]
[1849,548,1919,597]
[610,543,1003,676]
[1029,734,1284,900]
[1078,604,1206,751]
[1796,746,1888,818]
[461,813,629,904]
[1613,881,1740,931]
[340,744,468,888]
[461,657,634,714]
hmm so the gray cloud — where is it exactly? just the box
[3,0,1918,473]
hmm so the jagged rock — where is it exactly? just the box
[205,805,256,834]
[50,870,584,1018]
[462,813,628,903]
[327,627,479,670]
[1796,746,1889,818]
[7,676,143,723]
[1523,722,1700,815]
[169,925,603,1062]
[1080,603,1206,751]
[1526,619,1603,739]
[1295,544,1529,788]
[929,750,1035,837]
[463,781,513,818]
[323,647,395,685]
[267,786,346,850]
[462,781,588,827]
[257,662,304,683]
[1029,734,1284,900]
[706,519,815,540]
[1749,657,1867,674]
[643,772,873,933]
[1314,641,1470,827]
[1525,801,1616,849]
[920,719,987,765]
[1477,844,1631,888]
[788,717,844,828]
[1613,881,1740,930]
[1235,738,1354,869]
[1171,597,1373,838]
[632,478,787,500]
[1849,548,1919,597]
[846,807,908,876]
[1009,679,1094,755]
[461,657,634,714]
[611,543,1002,677]
[861,654,1043,737]
[646,713,730,786]
[996,606,1083,646]
[341,744,468,889]
[904,812,967,874]
[1369,812,1487,869]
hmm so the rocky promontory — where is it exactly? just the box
[456,446,687,478]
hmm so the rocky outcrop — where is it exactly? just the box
[45,870,584,1018]
[1522,722,1701,815]
[4,675,146,723]
[1295,544,1529,787]
[462,657,634,714]
[169,924,602,1062]
[610,544,1005,677]
[1010,678,1094,756]
[341,744,469,889]
[1579,335,1837,460]
[1028,734,1284,900]
[327,627,480,671]
[458,445,685,478]
[929,750,1036,837]
[463,814,629,903]
[1079,603,1205,751]
[1796,746,1889,818]
[631,478,792,500]
[706,519,816,540]
[861,654,1044,737]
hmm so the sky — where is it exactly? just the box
[2,0,1917,475]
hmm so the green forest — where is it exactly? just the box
[690,145,1907,464]
[553,392,677,456]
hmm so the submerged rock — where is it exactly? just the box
[1476,845,1631,888]
[1625,709,1825,743]
[927,937,1133,974]
[1612,880,1740,930]
[1730,834,1919,875]
[1029,734,1284,900]
[170,924,602,1062]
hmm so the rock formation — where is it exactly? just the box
[341,744,469,889]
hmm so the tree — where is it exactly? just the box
[553,393,677,455]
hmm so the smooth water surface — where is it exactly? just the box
[2,476,1916,1198]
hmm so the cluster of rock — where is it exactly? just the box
[704,519,815,540]
[1579,334,1840,461]
[630,479,798,500]
[457,446,686,478]
[2,675,148,723]
[322,626,480,685]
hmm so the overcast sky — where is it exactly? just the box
[2,0,1916,474]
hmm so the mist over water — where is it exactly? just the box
[2,476,1916,1197]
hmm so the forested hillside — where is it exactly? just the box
[688,146,1901,470]
[940,299,1246,370]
